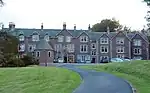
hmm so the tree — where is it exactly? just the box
[91,18,122,32]
[0,31,19,54]
[0,0,4,7]
[144,0,150,28]
[123,26,131,33]
[144,0,150,6]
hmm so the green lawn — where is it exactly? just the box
[80,60,150,93]
[0,67,81,93]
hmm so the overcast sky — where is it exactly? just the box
[0,0,149,30]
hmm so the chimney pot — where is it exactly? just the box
[9,22,15,31]
[74,24,76,31]
[88,24,91,31]
[63,22,66,30]
[41,23,43,30]
[107,26,110,34]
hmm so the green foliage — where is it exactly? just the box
[92,18,122,32]
[0,31,19,54]
[0,53,25,67]
[0,54,39,67]
[7,56,25,67]
[144,0,150,6]
[21,55,39,66]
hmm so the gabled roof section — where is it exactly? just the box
[18,31,24,35]
[97,32,110,40]
[55,29,73,37]
[111,31,130,41]
[131,31,149,43]
[77,31,89,38]
[36,39,53,50]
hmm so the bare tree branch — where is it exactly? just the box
[0,0,4,7]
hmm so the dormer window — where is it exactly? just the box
[18,44,25,52]
[58,36,64,42]
[19,34,25,41]
[80,36,88,42]
[44,35,49,41]
[32,34,39,41]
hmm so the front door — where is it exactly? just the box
[68,55,74,63]
[64,56,67,63]
[91,58,96,63]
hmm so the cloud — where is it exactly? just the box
[0,0,148,30]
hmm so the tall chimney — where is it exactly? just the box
[63,22,66,30]
[74,24,76,31]
[88,24,91,31]
[9,22,15,31]
[107,26,110,34]
[41,23,43,31]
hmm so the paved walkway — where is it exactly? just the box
[58,64,133,93]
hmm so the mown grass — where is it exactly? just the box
[80,60,150,93]
[0,67,81,93]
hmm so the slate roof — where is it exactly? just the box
[36,39,53,50]
[5,28,149,42]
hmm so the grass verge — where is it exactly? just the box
[80,60,150,93]
[0,67,81,93]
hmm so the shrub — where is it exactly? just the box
[7,57,25,67]
[21,55,39,66]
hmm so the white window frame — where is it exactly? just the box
[91,51,96,56]
[80,36,88,42]
[19,35,25,41]
[116,46,124,53]
[36,51,40,57]
[66,36,71,42]
[117,54,124,58]
[91,43,96,49]
[44,35,49,42]
[58,36,64,42]
[116,38,124,44]
[54,44,62,52]
[19,44,25,52]
[32,35,39,41]
[133,48,142,55]
[100,38,109,44]
[80,44,88,53]
[100,46,108,53]
[67,44,74,53]
[133,39,141,46]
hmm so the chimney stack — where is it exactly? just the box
[41,23,43,31]
[63,22,66,30]
[88,24,91,31]
[107,26,110,34]
[9,22,15,31]
[74,24,76,31]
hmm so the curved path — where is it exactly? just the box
[58,64,133,93]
